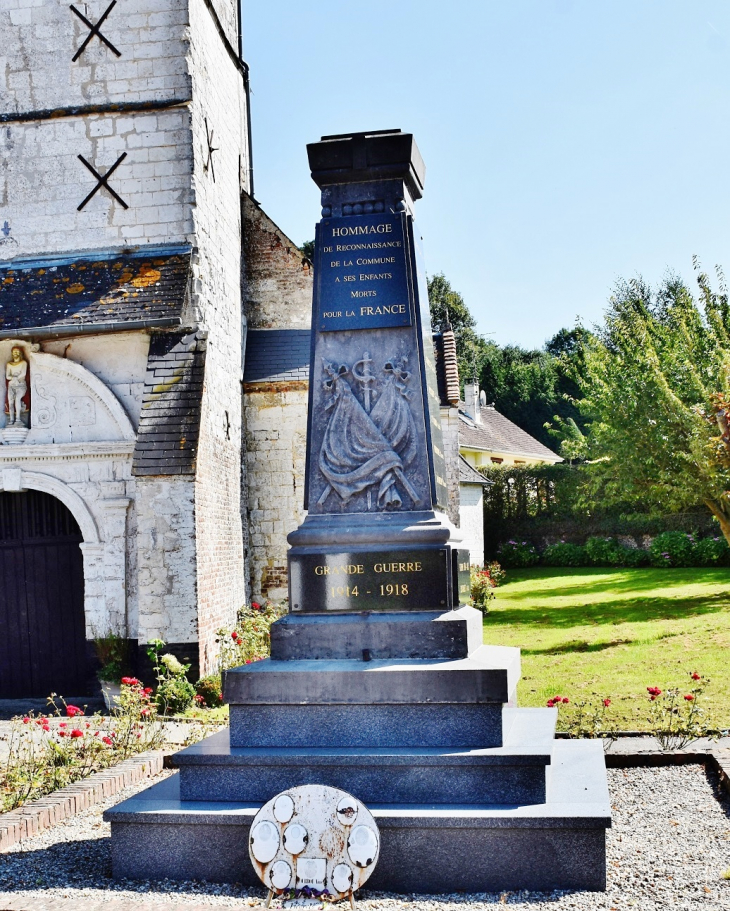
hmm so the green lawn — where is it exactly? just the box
[483,567,730,731]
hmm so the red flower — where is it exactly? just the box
[683,694,694,701]
[59,731,67,737]
[66,705,83,717]
[562,697,569,704]
[603,698,611,707]
[231,631,239,641]
[59,722,67,728]
[22,716,30,724]
[140,708,150,717]
[42,724,50,732]
[121,676,141,687]
[143,687,153,696]
[251,602,261,610]
[691,672,701,681]
[194,694,204,704]
[102,736,113,746]
[70,729,83,738]
[647,687,662,697]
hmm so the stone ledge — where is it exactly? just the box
[0,750,164,853]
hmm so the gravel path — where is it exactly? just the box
[0,765,728,910]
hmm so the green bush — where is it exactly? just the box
[649,531,695,567]
[691,536,730,566]
[497,540,540,568]
[195,674,223,708]
[156,676,196,715]
[146,639,196,715]
[621,547,651,567]
[585,537,624,566]
[542,542,588,567]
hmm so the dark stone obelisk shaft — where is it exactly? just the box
[287,130,465,616]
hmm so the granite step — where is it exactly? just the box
[105,739,611,892]
[226,644,520,749]
[172,708,556,805]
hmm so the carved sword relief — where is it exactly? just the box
[317,352,420,511]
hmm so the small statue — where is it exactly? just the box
[5,346,28,426]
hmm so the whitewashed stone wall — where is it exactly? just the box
[186,0,249,672]
[1,0,251,677]
[244,384,308,601]
[0,110,194,258]
[0,339,136,637]
[440,405,461,527]
[0,0,190,114]
[459,483,485,567]
[134,476,197,644]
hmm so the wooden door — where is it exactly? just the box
[0,490,86,698]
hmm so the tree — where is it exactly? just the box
[427,273,488,384]
[579,267,730,544]
[426,272,587,450]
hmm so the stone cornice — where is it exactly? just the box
[0,441,134,462]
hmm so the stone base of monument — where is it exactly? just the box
[106,608,611,893]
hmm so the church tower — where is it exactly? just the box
[0,0,252,692]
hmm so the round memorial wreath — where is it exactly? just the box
[248,784,380,900]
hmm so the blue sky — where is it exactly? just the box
[242,1,730,349]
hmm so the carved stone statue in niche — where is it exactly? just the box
[5,346,29,426]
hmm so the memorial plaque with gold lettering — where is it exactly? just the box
[289,549,449,613]
[316,213,412,332]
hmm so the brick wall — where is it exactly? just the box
[242,194,313,329]
[241,201,313,601]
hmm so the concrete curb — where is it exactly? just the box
[0,750,164,852]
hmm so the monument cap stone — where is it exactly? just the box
[307,129,425,200]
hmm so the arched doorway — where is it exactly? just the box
[0,490,87,697]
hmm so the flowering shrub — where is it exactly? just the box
[546,693,618,747]
[496,540,539,568]
[691,535,730,566]
[217,600,288,671]
[1,685,163,812]
[470,566,496,614]
[649,531,695,567]
[147,640,196,715]
[195,673,223,708]
[646,671,718,750]
[485,561,506,586]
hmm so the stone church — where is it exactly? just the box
[1,0,517,699]
[0,0,313,697]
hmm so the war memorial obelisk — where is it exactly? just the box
[107,131,611,893]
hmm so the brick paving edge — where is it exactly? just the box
[0,750,164,852]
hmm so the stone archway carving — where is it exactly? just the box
[0,468,101,543]
[0,339,135,443]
